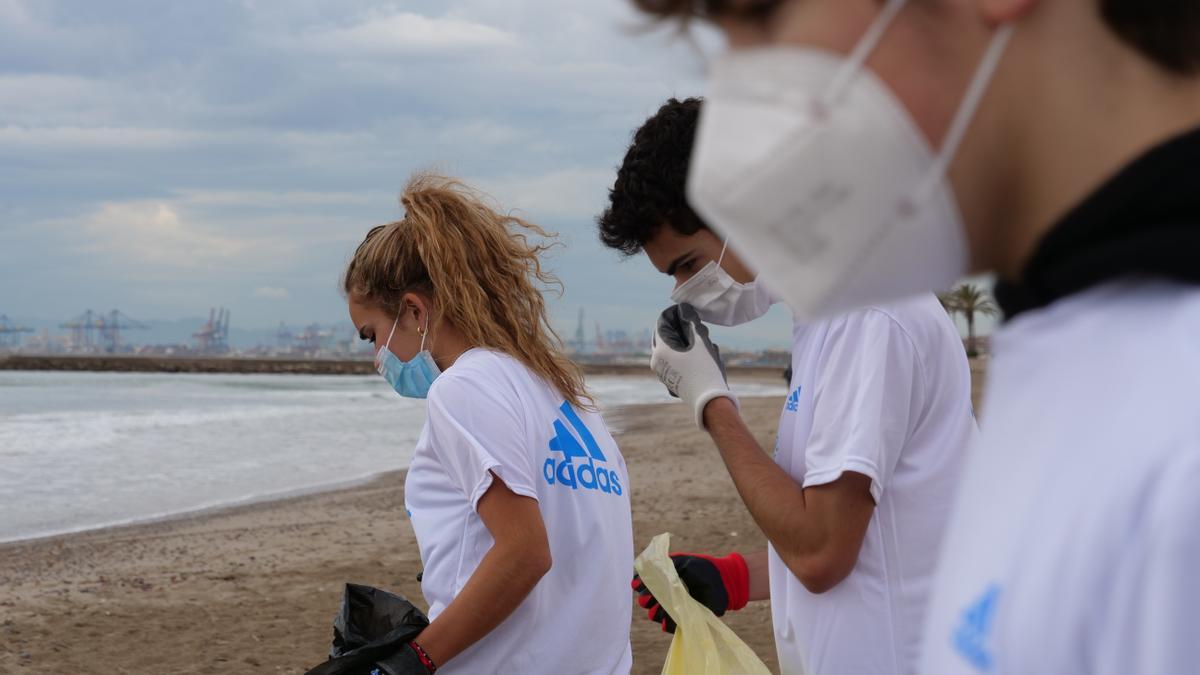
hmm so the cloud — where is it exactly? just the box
[0,125,208,150]
[0,0,132,74]
[0,74,118,125]
[9,186,380,320]
[175,189,381,209]
[300,11,518,56]
[434,119,530,147]
[55,189,374,273]
[473,167,616,222]
[0,0,790,343]
[253,286,290,300]
[75,200,251,268]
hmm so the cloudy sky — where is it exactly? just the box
[0,0,811,348]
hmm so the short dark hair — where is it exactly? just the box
[597,97,707,256]
[630,1,1200,74]
[1100,1,1200,74]
[630,0,778,23]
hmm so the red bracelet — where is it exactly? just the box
[409,640,437,673]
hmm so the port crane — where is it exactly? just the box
[0,314,34,348]
[61,310,148,352]
[193,307,231,354]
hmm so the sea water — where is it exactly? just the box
[0,370,785,543]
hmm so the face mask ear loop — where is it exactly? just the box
[716,238,730,268]
[913,24,1014,204]
[418,321,428,353]
[383,311,401,353]
[823,0,908,105]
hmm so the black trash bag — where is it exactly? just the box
[304,583,430,675]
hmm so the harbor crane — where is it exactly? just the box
[193,307,231,354]
[61,310,148,352]
[0,314,34,348]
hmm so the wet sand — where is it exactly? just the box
[0,396,785,674]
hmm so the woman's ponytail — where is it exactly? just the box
[344,172,589,408]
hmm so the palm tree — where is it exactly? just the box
[943,284,998,356]
[936,291,958,314]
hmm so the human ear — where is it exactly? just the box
[401,292,427,332]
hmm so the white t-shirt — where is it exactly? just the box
[920,281,1200,675]
[772,293,977,675]
[403,349,633,674]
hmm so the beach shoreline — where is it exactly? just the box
[0,369,788,547]
[0,472,397,548]
[0,397,785,674]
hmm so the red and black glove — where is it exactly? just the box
[372,640,437,674]
[631,552,750,633]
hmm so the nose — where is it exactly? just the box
[672,270,696,289]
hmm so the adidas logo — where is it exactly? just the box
[544,401,623,496]
[785,385,802,412]
[953,584,1001,672]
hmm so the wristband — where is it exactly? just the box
[409,641,437,673]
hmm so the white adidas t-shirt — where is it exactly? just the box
[772,293,977,675]
[403,349,633,674]
[920,281,1200,675]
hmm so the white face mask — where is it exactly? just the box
[670,238,776,326]
[687,0,1013,319]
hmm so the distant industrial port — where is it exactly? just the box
[0,306,791,374]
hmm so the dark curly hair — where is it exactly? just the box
[630,0,1200,75]
[597,97,708,256]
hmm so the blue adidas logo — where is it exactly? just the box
[544,401,623,496]
[953,584,1001,672]
[785,385,801,412]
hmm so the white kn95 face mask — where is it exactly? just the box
[670,238,775,326]
[687,0,1013,319]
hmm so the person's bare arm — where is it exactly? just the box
[413,473,551,666]
[705,398,875,593]
[745,550,771,601]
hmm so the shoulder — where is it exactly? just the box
[1007,281,1200,336]
[820,298,935,351]
[1002,282,1200,380]
[863,293,956,337]
[862,294,969,371]
[426,349,532,407]
[811,295,970,392]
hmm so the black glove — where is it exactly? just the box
[371,642,435,675]
[631,552,750,633]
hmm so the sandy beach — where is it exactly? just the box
[0,394,786,674]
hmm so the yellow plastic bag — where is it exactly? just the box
[635,533,773,675]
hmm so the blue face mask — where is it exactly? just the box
[375,313,441,399]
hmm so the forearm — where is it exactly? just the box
[414,543,548,666]
[745,550,771,601]
[703,399,819,562]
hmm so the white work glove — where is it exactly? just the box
[650,304,738,429]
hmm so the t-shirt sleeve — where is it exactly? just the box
[802,309,923,503]
[425,370,539,510]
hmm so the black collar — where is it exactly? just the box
[994,125,1200,319]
